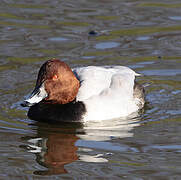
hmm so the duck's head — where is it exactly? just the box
[22,59,80,107]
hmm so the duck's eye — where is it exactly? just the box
[52,74,58,80]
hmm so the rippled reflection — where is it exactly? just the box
[21,117,142,175]
[20,122,80,175]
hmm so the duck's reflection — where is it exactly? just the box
[36,134,78,175]
[22,117,142,175]
[23,122,82,175]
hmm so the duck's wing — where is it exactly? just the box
[73,66,140,101]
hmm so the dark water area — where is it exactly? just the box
[0,0,181,179]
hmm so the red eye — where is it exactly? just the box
[52,74,58,80]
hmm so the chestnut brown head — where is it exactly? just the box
[22,59,80,106]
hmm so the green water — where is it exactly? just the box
[0,0,181,179]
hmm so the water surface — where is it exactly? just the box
[0,0,181,179]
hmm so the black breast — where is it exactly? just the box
[27,101,86,122]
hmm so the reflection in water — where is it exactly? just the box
[79,116,142,141]
[33,134,78,175]
[21,117,142,175]
[95,42,120,49]
[22,123,80,175]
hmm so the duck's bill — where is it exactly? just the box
[21,83,48,107]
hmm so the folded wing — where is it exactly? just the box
[73,66,139,101]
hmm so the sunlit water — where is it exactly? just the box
[0,0,181,179]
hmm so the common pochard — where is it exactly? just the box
[22,59,145,122]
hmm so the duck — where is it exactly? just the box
[21,59,145,122]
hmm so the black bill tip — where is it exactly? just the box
[21,101,34,107]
